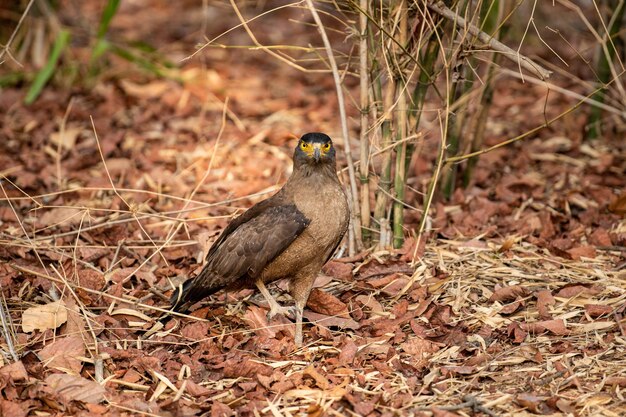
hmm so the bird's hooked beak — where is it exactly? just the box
[312,143,322,162]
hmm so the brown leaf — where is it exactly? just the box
[500,299,525,314]
[489,285,529,302]
[605,377,626,387]
[555,284,603,298]
[22,300,68,333]
[507,322,528,343]
[36,207,83,228]
[584,304,613,318]
[338,339,358,365]
[535,290,555,319]
[401,337,440,357]
[589,228,613,246]
[180,321,211,341]
[440,366,477,376]
[516,393,553,414]
[211,401,234,417]
[303,366,330,390]
[0,400,27,417]
[40,336,85,374]
[322,261,353,281]
[220,356,272,378]
[303,311,360,330]
[608,192,626,215]
[306,288,349,318]
[104,267,136,284]
[45,374,107,403]
[566,245,596,260]
[242,305,275,338]
[0,361,28,381]
[521,319,569,336]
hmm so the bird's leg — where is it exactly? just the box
[255,279,292,320]
[290,271,316,348]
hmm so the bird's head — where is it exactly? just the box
[293,132,336,167]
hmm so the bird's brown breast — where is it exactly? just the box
[260,171,349,281]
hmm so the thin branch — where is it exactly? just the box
[428,1,552,80]
[0,0,35,65]
[305,0,361,254]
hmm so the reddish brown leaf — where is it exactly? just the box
[555,284,603,298]
[303,311,360,330]
[507,322,528,343]
[490,285,529,302]
[242,305,275,338]
[401,337,440,357]
[40,336,85,374]
[180,321,211,341]
[605,377,626,387]
[516,393,553,414]
[338,339,358,365]
[585,304,613,318]
[566,245,596,260]
[535,290,555,319]
[608,192,626,214]
[45,374,107,403]
[500,299,525,314]
[0,400,27,417]
[589,228,613,246]
[0,361,28,381]
[322,261,353,281]
[521,319,569,336]
[306,288,349,318]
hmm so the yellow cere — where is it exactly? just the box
[300,141,330,156]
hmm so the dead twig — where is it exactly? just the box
[428,1,552,80]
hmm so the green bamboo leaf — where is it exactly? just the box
[24,29,71,105]
[97,0,121,40]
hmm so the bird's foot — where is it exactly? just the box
[266,303,294,321]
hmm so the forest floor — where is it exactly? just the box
[1,1,625,416]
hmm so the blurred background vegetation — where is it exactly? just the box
[1,0,624,254]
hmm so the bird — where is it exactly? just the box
[170,132,350,346]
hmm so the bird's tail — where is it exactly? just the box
[169,275,227,313]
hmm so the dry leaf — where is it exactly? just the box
[39,336,85,374]
[36,207,83,228]
[521,319,569,336]
[608,192,626,215]
[45,374,106,404]
[306,288,349,318]
[401,337,439,357]
[242,305,275,338]
[303,311,360,330]
[535,290,555,319]
[50,126,82,150]
[584,304,613,318]
[490,285,529,302]
[0,361,28,381]
[22,300,68,333]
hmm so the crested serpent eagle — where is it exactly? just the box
[170,132,350,346]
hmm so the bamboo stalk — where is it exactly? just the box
[358,0,372,247]
[587,0,625,139]
[392,0,409,248]
[373,77,395,249]
[464,0,508,186]
[305,0,361,254]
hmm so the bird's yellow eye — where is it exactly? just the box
[322,143,331,151]
[300,141,309,150]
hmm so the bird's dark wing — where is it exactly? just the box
[207,204,310,278]
[170,203,309,310]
